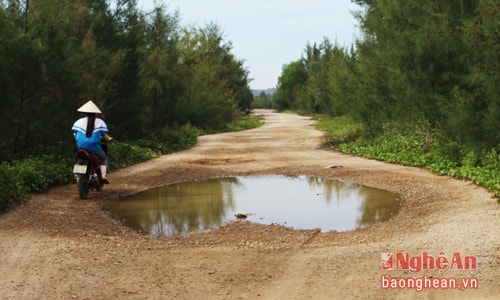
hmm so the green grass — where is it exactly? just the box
[225,114,264,132]
[315,115,365,146]
[316,115,500,198]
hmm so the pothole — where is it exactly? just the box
[104,175,402,236]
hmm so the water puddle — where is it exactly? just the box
[104,176,402,236]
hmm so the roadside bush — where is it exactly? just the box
[481,147,500,172]
[225,114,264,132]
[11,155,73,193]
[135,123,201,155]
[108,141,159,170]
[0,143,158,212]
[162,123,201,151]
[318,116,500,197]
[0,162,28,212]
[316,115,365,147]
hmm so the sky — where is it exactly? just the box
[137,0,362,90]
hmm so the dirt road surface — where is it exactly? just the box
[0,110,498,299]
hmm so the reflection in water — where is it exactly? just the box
[104,176,401,236]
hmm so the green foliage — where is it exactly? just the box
[108,141,159,170]
[0,162,28,212]
[315,115,365,146]
[252,92,273,109]
[273,60,309,111]
[274,0,499,197]
[134,123,201,155]
[0,1,252,157]
[276,0,498,146]
[0,0,256,211]
[158,123,201,152]
[169,23,251,131]
[225,114,264,132]
[0,155,74,212]
[318,116,499,196]
[11,156,73,193]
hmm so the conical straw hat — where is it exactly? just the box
[77,100,102,113]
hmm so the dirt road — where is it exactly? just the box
[0,110,498,299]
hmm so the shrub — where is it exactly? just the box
[136,123,202,154]
[107,141,158,170]
[318,115,500,197]
[0,162,29,212]
[11,156,73,193]
[316,115,365,147]
[225,114,264,132]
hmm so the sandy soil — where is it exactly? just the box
[0,109,498,300]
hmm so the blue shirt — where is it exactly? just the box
[72,117,108,153]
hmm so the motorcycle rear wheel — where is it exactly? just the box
[77,174,89,199]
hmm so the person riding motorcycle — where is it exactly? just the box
[71,100,112,183]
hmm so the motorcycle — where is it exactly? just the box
[73,149,105,199]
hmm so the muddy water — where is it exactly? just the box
[104,176,401,236]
